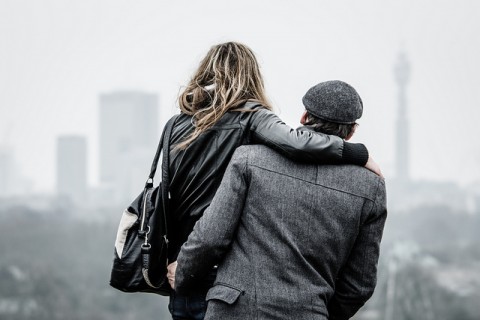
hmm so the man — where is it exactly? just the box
[172,80,387,320]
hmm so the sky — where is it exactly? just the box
[1,0,480,193]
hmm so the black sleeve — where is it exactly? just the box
[248,108,368,165]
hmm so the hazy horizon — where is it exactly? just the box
[1,0,480,193]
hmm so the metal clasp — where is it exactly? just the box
[144,225,151,246]
[145,178,154,188]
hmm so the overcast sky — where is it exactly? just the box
[1,0,480,193]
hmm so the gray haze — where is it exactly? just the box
[1,0,480,192]
[1,2,480,319]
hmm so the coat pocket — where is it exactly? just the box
[206,284,243,305]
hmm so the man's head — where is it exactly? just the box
[300,80,363,140]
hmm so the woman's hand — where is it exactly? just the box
[365,156,384,178]
[167,261,178,289]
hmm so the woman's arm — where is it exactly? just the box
[246,108,369,166]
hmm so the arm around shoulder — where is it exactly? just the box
[248,108,369,165]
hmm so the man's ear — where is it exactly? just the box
[345,125,357,141]
[300,111,309,125]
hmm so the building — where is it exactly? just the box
[56,136,87,204]
[0,146,15,196]
[0,146,30,197]
[99,91,159,203]
[389,52,469,213]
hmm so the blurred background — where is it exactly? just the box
[1,0,480,319]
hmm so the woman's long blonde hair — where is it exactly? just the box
[176,42,272,149]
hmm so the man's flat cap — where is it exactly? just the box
[302,80,363,124]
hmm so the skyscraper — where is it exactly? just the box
[394,51,411,183]
[56,136,87,203]
[99,91,158,202]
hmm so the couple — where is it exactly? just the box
[163,42,387,320]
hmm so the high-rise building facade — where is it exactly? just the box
[99,91,159,202]
[56,136,87,203]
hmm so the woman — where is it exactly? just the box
[165,42,379,320]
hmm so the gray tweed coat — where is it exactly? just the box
[176,145,387,320]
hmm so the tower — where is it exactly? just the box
[394,51,411,183]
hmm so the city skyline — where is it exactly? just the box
[1,1,480,193]
[1,3,479,319]
[0,48,477,196]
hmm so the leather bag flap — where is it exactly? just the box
[114,209,138,258]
